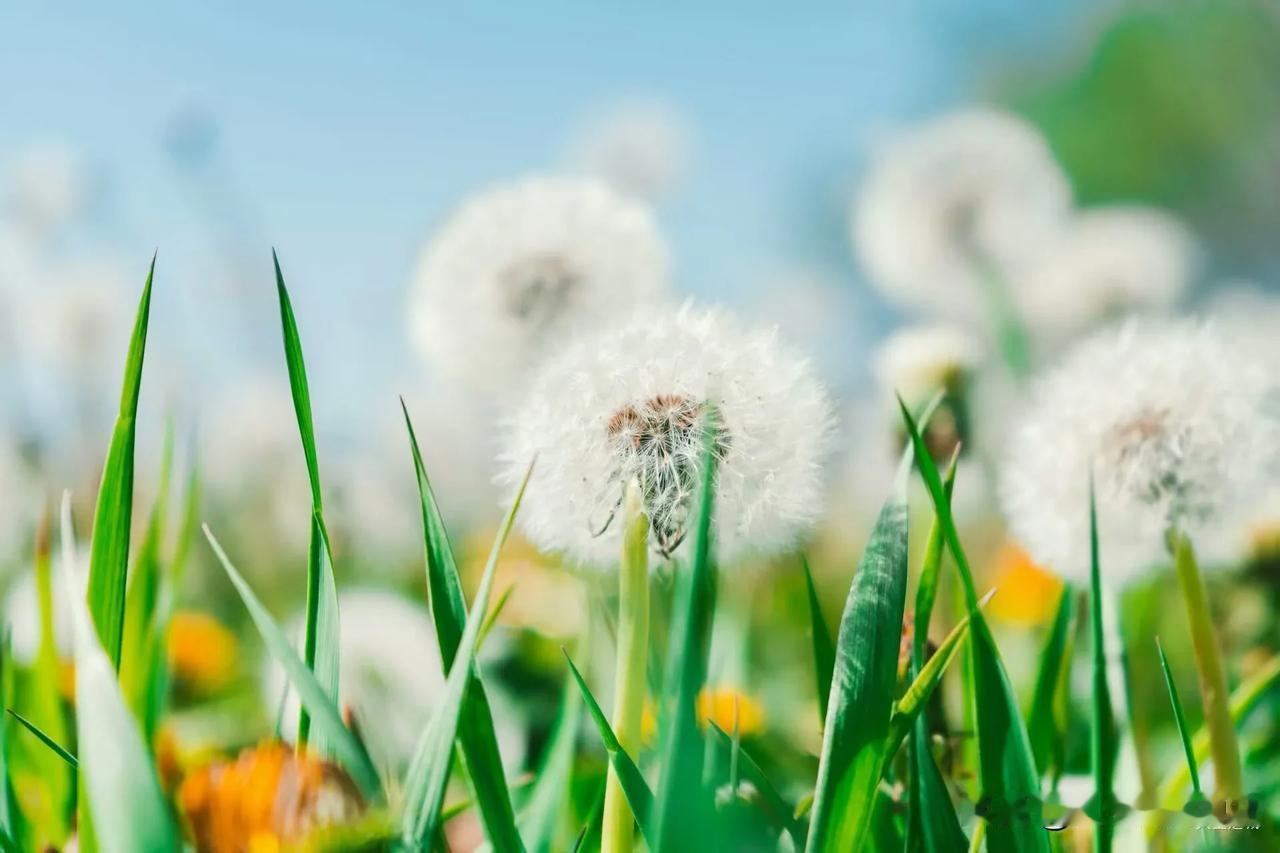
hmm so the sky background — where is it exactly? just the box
[1,1,1095,429]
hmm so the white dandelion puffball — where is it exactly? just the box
[567,99,691,201]
[1018,206,1198,338]
[3,143,88,235]
[854,108,1070,320]
[1000,320,1274,585]
[408,176,670,391]
[502,304,834,566]
[873,324,983,406]
[267,589,525,771]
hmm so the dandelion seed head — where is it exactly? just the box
[1000,319,1273,585]
[501,304,834,567]
[1018,206,1198,338]
[874,324,983,407]
[567,99,691,201]
[853,108,1070,320]
[408,176,669,391]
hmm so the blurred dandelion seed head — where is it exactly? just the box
[854,108,1070,320]
[408,176,670,391]
[567,99,691,201]
[3,142,89,236]
[874,324,982,407]
[502,303,834,566]
[1000,319,1274,584]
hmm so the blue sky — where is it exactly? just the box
[1,1,1085,423]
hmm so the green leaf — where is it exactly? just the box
[519,653,585,853]
[707,723,806,847]
[650,415,720,853]
[1086,482,1121,850]
[204,526,382,800]
[0,825,18,853]
[5,711,77,769]
[909,723,967,853]
[400,460,534,848]
[887,602,979,758]
[898,398,1049,853]
[1154,639,1207,812]
[273,252,341,753]
[801,557,834,722]
[565,653,655,842]
[805,452,910,853]
[1025,586,1076,785]
[86,255,155,670]
[64,500,179,853]
[401,400,522,850]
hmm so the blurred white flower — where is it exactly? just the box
[873,324,982,407]
[741,268,861,391]
[1018,206,1198,338]
[567,99,691,201]
[3,143,88,235]
[408,176,670,392]
[3,551,88,663]
[501,304,834,566]
[266,588,525,772]
[1000,320,1274,585]
[853,108,1070,320]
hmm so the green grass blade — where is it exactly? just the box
[400,460,534,848]
[0,825,18,853]
[911,452,957,668]
[909,721,968,853]
[1155,639,1205,808]
[1025,586,1076,785]
[1087,482,1119,850]
[805,453,911,853]
[5,711,77,769]
[898,397,1049,853]
[651,415,720,853]
[273,253,341,753]
[519,653,586,852]
[85,254,155,670]
[167,462,201,592]
[565,654,655,843]
[402,400,522,850]
[707,723,806,847]
[887,600,981,755]
[801,556,834,722]
[203,526,381,800]
[64,499,179,853]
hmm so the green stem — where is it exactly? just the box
[1171,532,1243,812]
[602,482,649,853]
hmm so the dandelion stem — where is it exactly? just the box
[602,481,650,853]
[1171,531,1243,816]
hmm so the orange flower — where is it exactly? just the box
[177,743,364,852]
[167,612,238,696]
[986,545,1063,627]
[696,687,765,737]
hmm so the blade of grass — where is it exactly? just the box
[5,711,77,769]
[1154,639,1209,816]
[650,414,720,853]
[85,254,155,670]
[565,653,655,842]
[402,400,522,850]
[64,494,179,852]
[519,647,586,853]
[898,397,1049,853]
[1086,482,1119,851]
[204,525,381,800]
[1025,586,1076,786]
[805,451,911,853]
[801,556,834,722]
[707,723,806,847]
[400,460,534,848]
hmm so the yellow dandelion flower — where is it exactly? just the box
[641,698,658,746]
[167,611,238,696]
[986,544,1063,627]
[178,743,365,853]
[696,687,765,737]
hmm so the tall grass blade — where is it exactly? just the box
[273,251,341,753]
[1026,586,1076,785]
[898,397,1049,853]
[565,654,655,843]
[204,526,381,800]
[707,723,807,847]
[801,556,834,721]
[1086,482,1119,851]
[651,415,720,853]
[85,255,155,670]
[5,711,77,769]
[401,400,522,850]
[805,453,910,853]
[519,653,586,852]
[400,460,534,848]
[1155,639,1209,815]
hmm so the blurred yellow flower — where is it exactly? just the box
[986,545,1063,627]
[178,743,364,853]
[641,699,657,746]
[697,687,765,737]
[167,611,238,696]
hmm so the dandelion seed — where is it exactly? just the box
[407,176,670,391]
[853,108,1070,321]
[1018,206,1198,339]
[999,319,1274,585]
[501,304,834,566]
